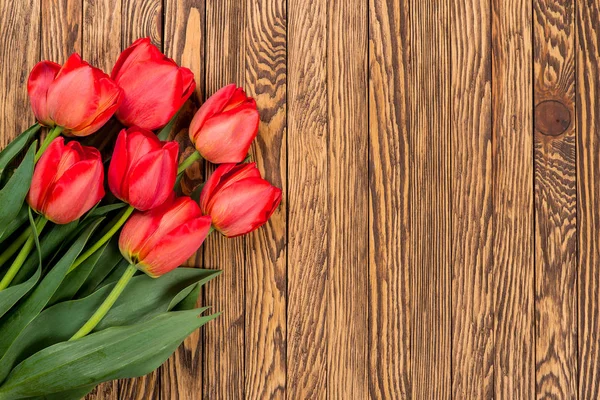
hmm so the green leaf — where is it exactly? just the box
[0,269,40,322]
[24,385,94,400]
[0,267,218,384]
[27,208,42,271]
[157,109,180,141]
[85,202,127,220]
[47,242,109,306]
[171,270,221,312]
[74,238,123,298]
[0,309,219,399]
[0,142,36,241]
[0,209,45,321]
[12,222,80,286]
[0,124,39,180]
[0,206,28,247]
[0,220,102,360]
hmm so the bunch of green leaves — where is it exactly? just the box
[0,125,221,399]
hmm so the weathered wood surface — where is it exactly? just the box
[0,0,597,398]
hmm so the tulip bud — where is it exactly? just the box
[111,37,195,130]
[199,163,281,238]
[108,127,179,211]
[119,196,212,278]
[27,138,105,224]
[189,84,259,164]
[28,54,123,136]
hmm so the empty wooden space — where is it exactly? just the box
[0,0,599,398]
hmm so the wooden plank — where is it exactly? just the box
[117,0,163,398]
[82,0,122,396]
[83,0,122,72]
[367,0,411,397]
[450,0,494,397]
[533,0,578,397]
[159,1,206,399]
[286,0,328,397]
[409,1,452,398]
[577,1,600,398]
[326,0,368,398]
[203,0,247,398]
[243,0,287,399]
[122,0,162,48]
[0,0,40,148]
[41,0,81,62]
[491,0,535,397]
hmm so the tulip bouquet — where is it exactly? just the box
[0,37,281,399]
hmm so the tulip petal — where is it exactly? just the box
[111,38,162,80]
[127,146,178,211]
[27,61,61,126]
[199,163,237,212]
[108,129,129,201]
[194,104,259,163]
[189,84,238,141]
[199,163,261,213]
[115,62,183,130]
[43,158,105,224]
[139,216,212,277]
[179,67,196,103]
[47,65,100,130]
[69,77,123,136]
[119,207,165,263]
[27,137,66,213]
[209,178,281,237]
[136,197,202,258]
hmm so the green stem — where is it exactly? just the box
[69,264,137,340]
[0,217,48,290]
[35,126,63,162]
[177,151,203,176]
[0,228,32,268]
[68,205,135,273]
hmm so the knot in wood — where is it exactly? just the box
[534,100,571,136]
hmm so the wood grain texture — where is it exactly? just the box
[41,0,81,62]
[3,0,600,398]
[491,0,535,397]
[368,0,411,397]
[116,0,163,397]
[533,0,578,398]
[81,1,122,399]
[577,0,600,398]
[244,0,287,399]
[451,0,494,398]
[0,0,40,148]
[409,1,452,398]
[286,0,328,397]
[159,1,206,399]
[203,0,247,399]
[326,0,369,398]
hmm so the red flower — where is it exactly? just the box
[189,84,259,164]
[108,127,179,211]
[27,54,123,136]
[27,138,105,224]
[119,196,212,278]
[111,38,195,130]
[199,163,281,237]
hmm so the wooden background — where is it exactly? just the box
[0,0,599,398]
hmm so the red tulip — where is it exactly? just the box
[27,54,122,136]
[111,38,195,130]
[119,196,212,278]
[108,127,179,211]
[27,138,105,224]
[189,84,259,164]
[199,163,281,237]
